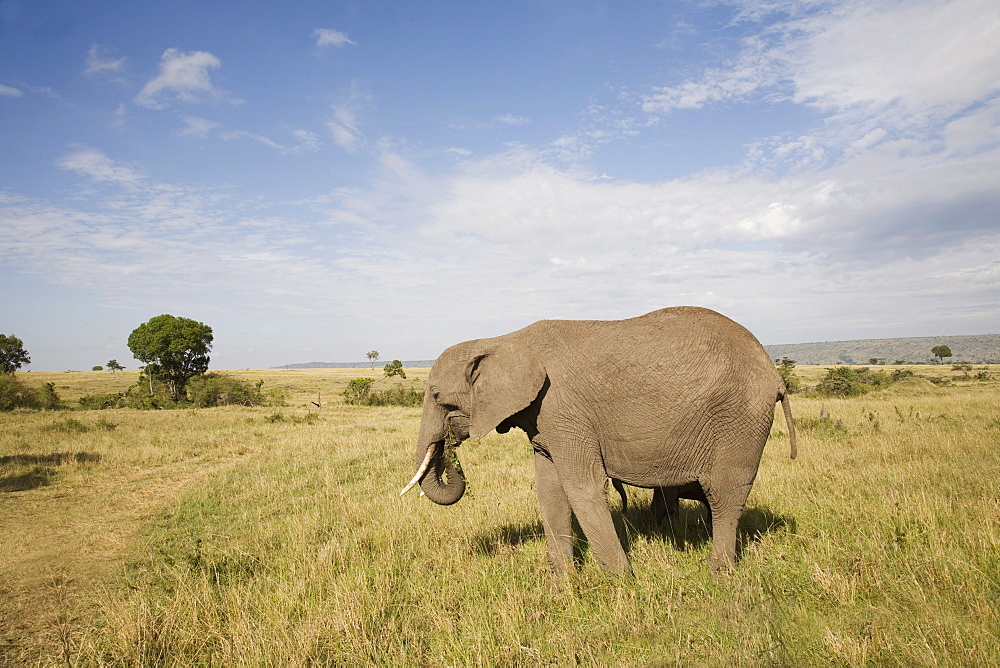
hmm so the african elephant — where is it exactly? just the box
[611,479,710,528]
[401,306,797,576]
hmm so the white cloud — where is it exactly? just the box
[643,0,1000,127]
[56,148,145,186]
[313,28,357,50]
[84,43,126,77]
[0,83,23,97]
[134,48,242,109]
[179,116,322,154]
[327,86,372,152]
[179,116,219,138]
[496,114,530,126]
[786,0,1000,115]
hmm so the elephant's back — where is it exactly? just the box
[532,307,781,484]
[539,306,774,375]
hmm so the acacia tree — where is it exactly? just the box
[107,359,125,372]
[931,345,952,364]
[383,359,406,379]
[127,315,213,400]
[367,350,380,369]
[0,334,30,374]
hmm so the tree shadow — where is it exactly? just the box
[0,452,102,492]
[0,452,102,466]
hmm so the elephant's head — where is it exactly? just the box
[401,337,546,505]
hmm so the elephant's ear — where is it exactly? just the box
[468,342,546,439]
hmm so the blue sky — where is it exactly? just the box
[2,0,998,371]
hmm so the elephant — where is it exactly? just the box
[610,479,710,528]
[401,306,797,576]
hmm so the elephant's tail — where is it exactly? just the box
[780,393,797,459]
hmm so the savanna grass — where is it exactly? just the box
[1,367,997,664]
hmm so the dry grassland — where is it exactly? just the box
[1,366,997,664]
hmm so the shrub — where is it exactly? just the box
[365,385,424,407]
[814,366,893,397]
[43,418,90,433]
[186,373,285,408]
[342,378,423,406]
[78,392,127,410]
[775,357,801,394]
[342,378,376,405]
[0,375,62,411]
[383,360,406,379]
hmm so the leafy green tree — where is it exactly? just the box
[931,345,952,364]
[0,334,30,374]
[343,378,376,404]
[127,315,213,400]
[367,350,380,369]
[383,359,406,379]
[92,366,104,371]
[775,357,801,394]
[107,359,125,372]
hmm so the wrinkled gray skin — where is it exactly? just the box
[412,306,796,576]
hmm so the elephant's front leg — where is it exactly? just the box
[533,450,574,577]
[555,455,631,577]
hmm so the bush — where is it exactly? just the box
[342,378,423,407]
[776,358,801,394]
[814,366,893,397]
[0,375,62,411]
[80,374,286,410]
[78,392,127,410]
[342,378,376,405]
[186,373,285,408]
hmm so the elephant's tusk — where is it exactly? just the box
[400,446,436,496]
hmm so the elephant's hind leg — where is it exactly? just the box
[533,451,574,577]
[704,481,753,573]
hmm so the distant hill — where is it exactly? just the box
[764,334,1000,365]
[276,334,999,369]
[273,360,436,370]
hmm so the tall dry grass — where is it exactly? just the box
[1,367,997,664]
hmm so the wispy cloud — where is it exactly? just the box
[0,83,23,97]
[56,148,145,186]
[84,43,126,78]
[313,28,357,50]
[134,48,243,109]
[327,85,372,152]
[179,116,321,154]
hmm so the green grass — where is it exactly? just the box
[1,367,998,664]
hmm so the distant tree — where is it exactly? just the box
[0,334,30,374]
[92,365,104,371]
[775,357,801,394]
[383,359,406,379]
[107,359,125,372]
[127,315,213,400]
[869,358,886,365]
[894,360,906,365]
[931,345,952,364]
[366,350,380,369]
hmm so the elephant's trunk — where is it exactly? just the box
[418,441,466,505]
[405,389,467,505]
